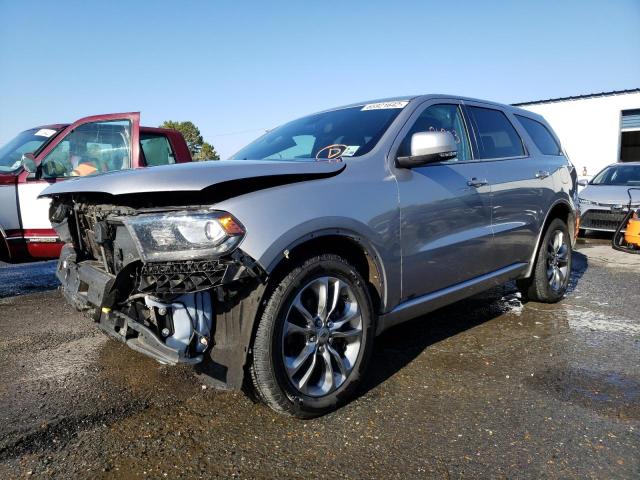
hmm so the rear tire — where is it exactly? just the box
[517,218,572,303]
[250,254,375,418]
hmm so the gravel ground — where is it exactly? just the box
[0,242,638,479]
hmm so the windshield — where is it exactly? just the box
[230,102,407,161]
[0,127,61,173]
[590,164,640,186]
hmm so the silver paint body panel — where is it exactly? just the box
[41,94,577,331]
[39,159,346,197]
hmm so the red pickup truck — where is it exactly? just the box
[0,112,192,262]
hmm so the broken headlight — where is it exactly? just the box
[124,210,245,262]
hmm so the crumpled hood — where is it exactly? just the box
[579,184,640,205]
[40,160,345,197]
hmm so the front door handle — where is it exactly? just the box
[467,178,488,188]
[535,170,550,179]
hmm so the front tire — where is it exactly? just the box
[518,218,572,303]
[250,254,375,418]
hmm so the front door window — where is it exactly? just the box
[41,120,132,178]
[399,104,471,161]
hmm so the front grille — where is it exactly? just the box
[137,260,228,294]
[581,210,627,231]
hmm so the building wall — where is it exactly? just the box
[520,92,640,178]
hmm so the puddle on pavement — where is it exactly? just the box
[498,291,524,316]
[528,366,640,419]
[562,306,640,335]
[0,261,59,298]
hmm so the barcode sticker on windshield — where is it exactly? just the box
[342,145,360,156]
[361,101,409,111]
[34,128,56,138]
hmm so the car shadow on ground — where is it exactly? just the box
[357,250,589,399]
[0,261,59,298]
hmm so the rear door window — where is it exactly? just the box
[141,133,176,166]
[467,106,525,159]
[515,115,562,155]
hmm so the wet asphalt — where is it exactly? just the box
[0,240,638,479]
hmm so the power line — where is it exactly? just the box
[208,127,270,137]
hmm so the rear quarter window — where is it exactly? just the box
[515,115,562,156]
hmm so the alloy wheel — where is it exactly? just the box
[281,276,363,397]
[546,229,569,292]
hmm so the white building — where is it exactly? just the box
[514,88,640,179]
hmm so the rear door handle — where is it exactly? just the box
[467,178,488,188]
[535,170,550,179]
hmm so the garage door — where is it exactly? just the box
[622,109,640,131]
[620,109,640,162]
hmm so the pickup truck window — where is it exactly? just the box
[0,128,62,173]
[41,120,132,178]
[230,105,403,161]
[141,133,176,166]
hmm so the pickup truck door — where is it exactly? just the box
[15,113,139,258]
[391,100,495,301]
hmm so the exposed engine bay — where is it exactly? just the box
[50,196,265,370]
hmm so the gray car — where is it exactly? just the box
[578,162,640,233]
[41,95,578,417]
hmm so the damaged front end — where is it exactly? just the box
[50,198,265,371]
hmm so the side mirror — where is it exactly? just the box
[396,131,457,168]
[577,179,589,187]
[21,153,38,179]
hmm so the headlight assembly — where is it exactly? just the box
[578,197,596,205]
[124,210,245,262]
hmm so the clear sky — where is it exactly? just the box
[1,0,639,158]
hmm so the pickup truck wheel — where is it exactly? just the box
[250,254,374,418]
[0,237,8,262]
[517,218,572,303]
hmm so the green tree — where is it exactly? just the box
[195,142,219,161]
[159,120,220,161]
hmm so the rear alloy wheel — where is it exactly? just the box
[546,229,570,293]
[518,218,572,303]
[250,254,374,418]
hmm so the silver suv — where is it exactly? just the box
[42,95,578,417]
